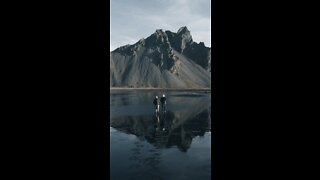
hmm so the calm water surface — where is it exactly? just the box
[110,90,211,180]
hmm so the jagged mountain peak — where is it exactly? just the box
[149,29,169,39]
[177,26,189,34]
[155,29,165,34]
[110,27,212,88]
[176,26,193,42]
[199,42,205,47]
[145,29,171,49]
[115,26,196,53]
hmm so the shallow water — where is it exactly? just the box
[110,90,211,180]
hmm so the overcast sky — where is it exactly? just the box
[110,0,211,51]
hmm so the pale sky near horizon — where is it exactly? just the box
[110,0,211,51]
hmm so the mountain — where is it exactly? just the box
[110,26,212,88]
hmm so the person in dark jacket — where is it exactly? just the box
[160,94,166,112]
[153,96,160,114]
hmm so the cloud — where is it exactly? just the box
[110,0,211,51]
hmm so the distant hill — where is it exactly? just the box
[110,26,212,88]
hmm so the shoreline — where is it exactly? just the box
[110,87,211,91]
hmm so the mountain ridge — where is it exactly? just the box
[110,26,212,88]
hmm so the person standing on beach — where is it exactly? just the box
[153,96,160,114]
[160,94,166,112]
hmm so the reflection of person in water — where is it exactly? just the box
[155,113,166,132]
[155,114,160,131]
[160,94,166,112]
[161,114,165,131]
[153,96,160,114]
[161,112,168,131]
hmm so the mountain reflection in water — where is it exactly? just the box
[110,91,211,152]
[111,109,210,152]
[110,91,211,180]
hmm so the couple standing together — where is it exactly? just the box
[153,94,166,114]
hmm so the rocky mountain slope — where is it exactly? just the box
[110,26,212,88]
